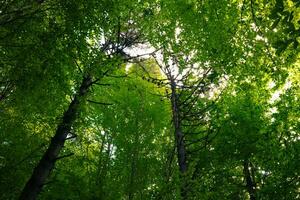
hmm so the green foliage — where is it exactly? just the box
[0,0,299,199]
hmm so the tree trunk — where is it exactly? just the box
[128,118,141,200]
[243,159,256,200]
[170,77,188,199]
[19,75,93,200]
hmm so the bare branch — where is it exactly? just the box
[87,100,113,106]
[65,134,77,140]
[55,153,74,161]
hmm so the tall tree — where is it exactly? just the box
[19,75,93,200]
[0,0,299,199]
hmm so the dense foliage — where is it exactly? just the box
[0,0,299,199]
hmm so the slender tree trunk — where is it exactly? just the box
[128,118,140,200]
[170,77,188,199]
[128,154,136,200]
[95,132,106,186]
[96,135,112,199]
[19,75,93,200]
[243,159,256,200]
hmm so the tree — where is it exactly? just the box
[0,0,299,199]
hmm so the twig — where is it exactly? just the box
[55,153,74,161]
[87,99,113,106]
[65,134,77,140]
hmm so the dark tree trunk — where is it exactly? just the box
[19,75,93,200]
[243,159,256,200]
[170,77,188,199]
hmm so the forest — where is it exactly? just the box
[0,0,299,199]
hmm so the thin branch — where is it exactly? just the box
[65,134,77,140]
[186,136,208,146]
[106,74,128,78]
[182,103,215,119]
[42,180,56,186]
[73,60,83,74]
[92,83,112,86]
[179,68,212,104]
[125,48,161,62]
[55,153,74,161]
[87,99,113,106]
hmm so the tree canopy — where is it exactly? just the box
[0,0,299,199]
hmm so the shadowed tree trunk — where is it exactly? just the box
[243,159,256,200]
[128,118,141,200]
[170,76,188,199]
[19,75,93,200]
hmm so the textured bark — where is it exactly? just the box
[243,159,256,200]
[19,75,93,200]
[170,77,188,199]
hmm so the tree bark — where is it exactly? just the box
[19,75,93,200]
[170,77,188,199]
[243,159,256,200]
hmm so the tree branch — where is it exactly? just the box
[87,99,113,106]
[55,153,74,161]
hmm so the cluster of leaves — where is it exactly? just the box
[0,0,299,200]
